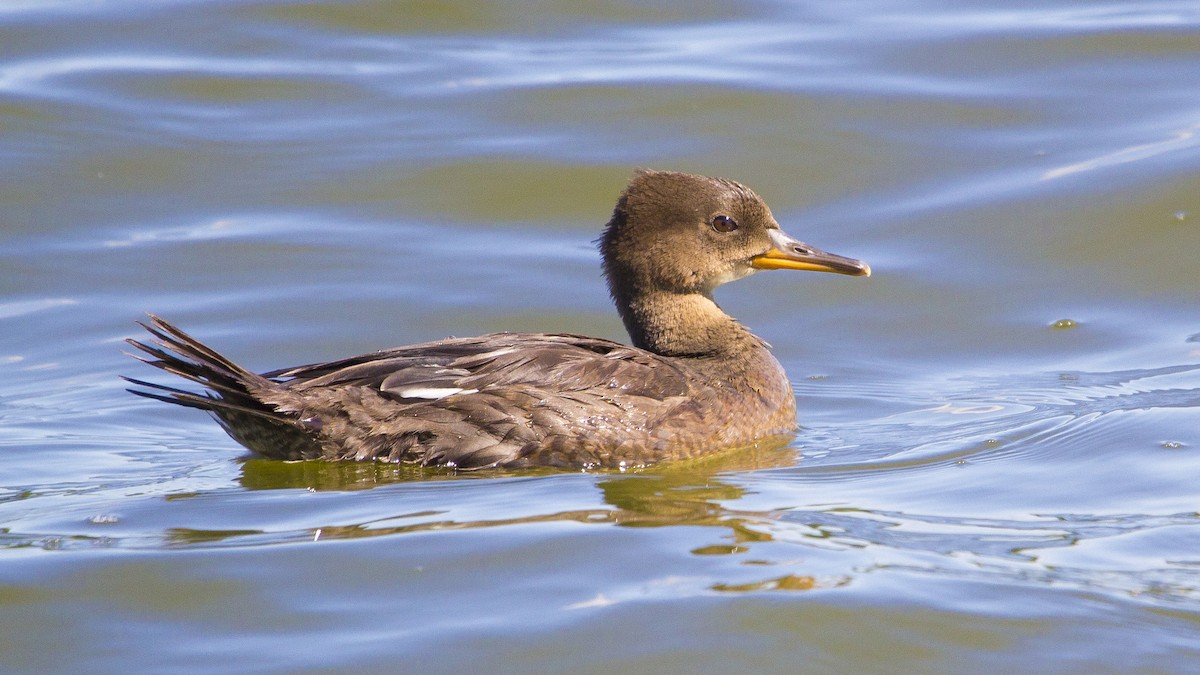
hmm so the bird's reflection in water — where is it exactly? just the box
[162,438,830,592]
[170,438,796,547]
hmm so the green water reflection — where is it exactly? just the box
[162,441,801,568]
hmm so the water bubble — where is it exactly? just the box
[1050,319,1079,330]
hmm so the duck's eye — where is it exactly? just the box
[711,215,738,233]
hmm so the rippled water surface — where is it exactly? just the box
[2,1,1199,672]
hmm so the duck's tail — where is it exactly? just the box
[124,315,326,459]
[123,314,296,428]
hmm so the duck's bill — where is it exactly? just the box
[751,229,871,277]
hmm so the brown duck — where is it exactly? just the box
[126,170,869,469]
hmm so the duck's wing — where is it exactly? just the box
[268,332,691,402]
[127,318,704,468]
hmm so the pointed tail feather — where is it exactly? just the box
[128,315,260,382]
[121,374,292,424]
[125,315,327,460]
[124,315,279,416]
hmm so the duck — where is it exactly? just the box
[125,170,869,470]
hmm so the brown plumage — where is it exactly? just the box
[125,170,869,469]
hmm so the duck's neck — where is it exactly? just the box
[616,290,758,358]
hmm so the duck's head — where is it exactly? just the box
[600,170,870,304]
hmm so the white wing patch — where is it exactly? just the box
[395,387,479,400]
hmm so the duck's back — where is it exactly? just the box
[137,322,794,469]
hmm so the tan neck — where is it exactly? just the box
[618,291,755,357]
